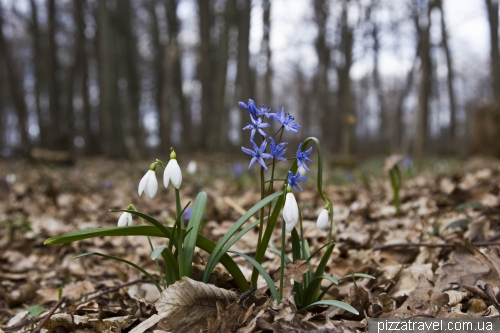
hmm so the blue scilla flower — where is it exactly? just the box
[243,116,270,140]
[269,108,301,133]
[287,171,307,192]
[241,140,273,170]
[238,99,260,118]
[269,137,287,161]
[296,143,313,171]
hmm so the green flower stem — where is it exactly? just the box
[130,204,166,289]
[255,166,265,275]
[174,188,184,276]
[279,216,286,303]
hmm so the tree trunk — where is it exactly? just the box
[47,0,62,149]
[29,0,48,148]
[436,0,457,153]
[485,0,500,102]
[260,0,272,104]
[198,0,212,150]
[414,2,432,160]
[338,1,354,156]
[98,0,124,158]
[166,0,189,151]
[0,5,30,152]
[74,0,98,155]
[314,0,332,152]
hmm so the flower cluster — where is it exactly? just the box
[239,98,319,233]
[118,149,183,226]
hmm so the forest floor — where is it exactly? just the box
[1,155,500,332]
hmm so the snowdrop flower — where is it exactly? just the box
[118,212,133,227]
[297,165,308,176]
[138,163,158,198]
[186,160,197,174]
[164,149,182,189]
[316,206,330,230]
[283,185,299,233]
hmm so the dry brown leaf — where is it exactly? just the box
[155,277,238,333]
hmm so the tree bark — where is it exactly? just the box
[260,0,272,104]
[0,5,30,152]
[338,1,354,156]
[29,0,48,148]
[47,0,62,149]
[314,0,332,152]
[166,0,189,151]
[414,2,432,160]
[436,0,458,153]
[485,0,500,102]
[198,0,212,150]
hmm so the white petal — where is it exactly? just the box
[138,171,149,196]
[118,212,132,227]
[316,209,329,230]
[283,193,299,229]
[163,164,170,188]
[167,159,182,189]
[144,170,158,198]
[285,221,296,233]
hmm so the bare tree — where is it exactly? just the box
[260,0,272,104]
[0,5,30,152]
[198,0,212,150]
[435,0,457,153]
[414,1,433,160]
[485,0,500,102]
[47,0,62,149]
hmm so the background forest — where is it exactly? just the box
[0,0,498,160]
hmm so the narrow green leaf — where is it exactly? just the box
[151,246,179,284]
[75,252,162,292]
[291,228,301,261]
[228,251,279,300]
[202,218,261,283]
[203,191,283,283]
[302,275,339,306]
[313,244,335,279]
[302,300,359,315]
[46,226,249,291]
[251,191,285,285]
[266,247,292,264]
[182,192,207,278]
[338,273,376,281]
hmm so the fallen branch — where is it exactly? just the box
[33,297,66,333]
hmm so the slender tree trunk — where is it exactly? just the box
[414,2,432,160]
[338,1,354,156]
[314,0,332,152]
[166,0,189,151]
[29,0,48,148]
[47,0,62,149]
[260,0,272,104]
[98,0,124,158]
[485,0,500,102]
[0,6,30,152]
[235,0,253,121]
[371,13,387,146]
[436,0,457,153]
[198,0,212,151]
[74,0,97,155]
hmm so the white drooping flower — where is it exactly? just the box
[186,160,197,174]
[316,207,329,230]
[138,164,158,198]
[283,188,299,233]
[164,150,182,189]
[117,212,133,227]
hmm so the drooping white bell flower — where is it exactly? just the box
[283,186,299,233]
[164,149,182,189]
[117,212,133,227]
[186,160,197,174]
[316,206,330,230]
[138,163,158,198]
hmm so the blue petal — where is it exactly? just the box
[248,157,258,169]
[257,157,268,170]
[242,146,255,156]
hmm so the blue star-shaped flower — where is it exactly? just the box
[287,171,307,192]
[269,108,301,133]
[239,99,260,118]
[243,116,270,140]
[241,140,273,170]
[269,137,287,161]
[296,143,313,171]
